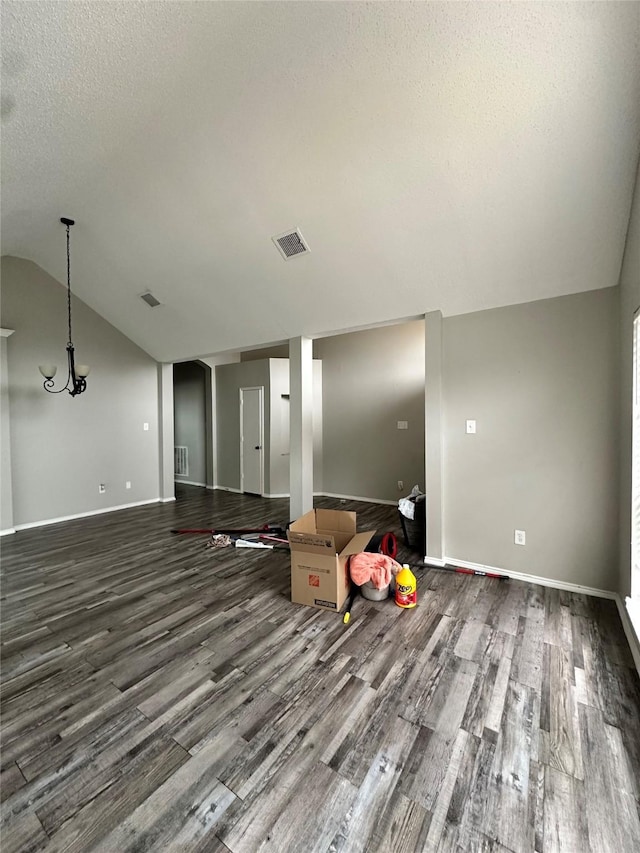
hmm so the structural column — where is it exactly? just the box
[289,336,314,519]
[425,311,444,562]
[157,362,175,502]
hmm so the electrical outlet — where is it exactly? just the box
[125,481,131,490]
[98,483,106,494]
[397,480,404,491]
[397,421,408,430]
[514,529,526,546]
[143,422,149,431]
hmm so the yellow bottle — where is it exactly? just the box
[395,564,417,609]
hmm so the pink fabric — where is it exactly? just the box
[349,552,403,590]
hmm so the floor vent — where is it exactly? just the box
[174,446,189,477]
[272,228,310,260]
[141,292,161,308]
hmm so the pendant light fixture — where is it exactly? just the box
[39,217,90,396]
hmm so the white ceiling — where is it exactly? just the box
[2,1,639,362]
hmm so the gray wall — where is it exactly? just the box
[2,252,626,597]
[173,361,207,486]
[1,257,160,527]
[618,161,640,598]
[313,321,426,502]
[443,287,620,590]
[216,360,271,492]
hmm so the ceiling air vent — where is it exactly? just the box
[140,291,161,308]
[272,228,310,260]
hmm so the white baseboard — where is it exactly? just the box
[442,556,617,600]
[213,485,243,494]
[618,595,640,675]
[175,479,207,488]
[263,493,290,499]
[0,527,16,536]
[423,556,446,567]
[315,491,398,507]
[159,496,176,503]
[13,498,163,532]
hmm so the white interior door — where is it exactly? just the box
[240,387,264,495]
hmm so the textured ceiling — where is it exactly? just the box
[2,1,639,362]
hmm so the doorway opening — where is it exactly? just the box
[173,361,212,489]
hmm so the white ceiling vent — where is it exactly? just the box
[140,291,161,308]
[272,228,310,260]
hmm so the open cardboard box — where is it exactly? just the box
[288,508,375,612]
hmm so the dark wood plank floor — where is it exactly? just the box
[1,485,639,852]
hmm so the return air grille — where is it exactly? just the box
[174,446,188,477]
[140,292,161,308]
[272,228,310,260]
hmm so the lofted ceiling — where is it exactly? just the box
[1,1,639,363]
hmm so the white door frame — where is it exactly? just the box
[632,310,640,598]
[240,386,264,495]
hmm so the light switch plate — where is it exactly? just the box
[466,419,476,434]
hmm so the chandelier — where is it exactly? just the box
[39,218,90,396]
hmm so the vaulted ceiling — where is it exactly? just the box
[2,2,639,362]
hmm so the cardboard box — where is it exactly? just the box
[288,508,375,612]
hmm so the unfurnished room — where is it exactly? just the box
[1,2,640,852]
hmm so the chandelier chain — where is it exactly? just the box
[66,222,72,346]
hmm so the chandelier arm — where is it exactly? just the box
[42,359,72,394]
[42,378,71,393]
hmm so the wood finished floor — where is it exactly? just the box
[1,485,639,853]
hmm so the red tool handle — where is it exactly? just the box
[452,567,508,580]
[171,524,282,535]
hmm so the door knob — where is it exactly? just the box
[254,445,261,450]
